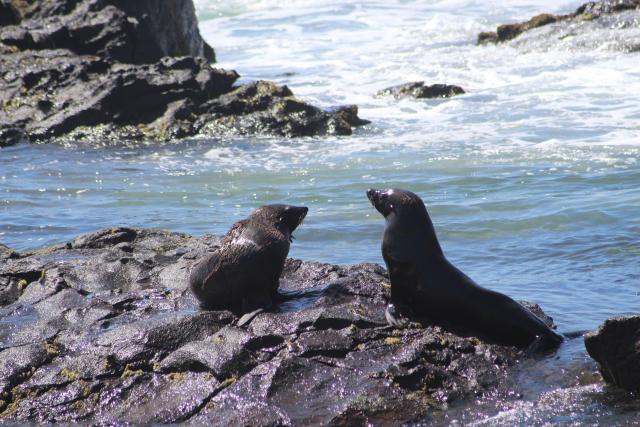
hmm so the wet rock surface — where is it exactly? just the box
[478,0,640,51]
[378,82,465,99]
[0,0,368,147]
[1,228,558,424]
[0,0,214,65]
[584,316,640,392]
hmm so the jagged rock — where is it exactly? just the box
[0,0,368,146]
[378,82,465,99]
[0,128,29,147]
[0,50,238,141]
[0,243,19,260]
[0,1,21,25]
[1,0,84,21]
[0,49,366,142]
[584,316,640,392]
[478,13,568,45]
[197,81,369,137]
[478,0,640,50]
[0,0,214,63]
[0,227,559,424]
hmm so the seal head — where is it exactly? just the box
[249,204,308,242]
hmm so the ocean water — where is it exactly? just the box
[1,0,639,424]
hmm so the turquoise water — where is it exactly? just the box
[2,0,640,423]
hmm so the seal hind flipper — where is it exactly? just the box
[562,330,588,339]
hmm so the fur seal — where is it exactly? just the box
[189,204,308,325]
[367,188,563,351]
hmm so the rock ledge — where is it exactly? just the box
[1,228,558,424]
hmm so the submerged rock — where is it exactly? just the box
[584,316,640,392]
[0,0,368,146]
[477,0,640,51]
[378,82,465,99]
[478,13,569,45]
[0,227,559,424]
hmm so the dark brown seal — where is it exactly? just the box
[189,204,308,325]
[367,188,563,351]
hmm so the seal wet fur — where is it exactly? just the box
[367,188,563,351]
[189,204,308,325]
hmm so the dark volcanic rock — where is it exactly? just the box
[0,1,21,26]
[0,243,19,260]
[1,0,84,21]
[378,82,465,99]
[0,50,238,141]
[0,0,214,63]
[0,127,29,147]
[198,81,370,137]
[584,316,640,392]
[478,0,640,49]
[0,48,366,144]
[0,228,559,424]
[479,13,568,45]
[110,0,216,63]
[0,0,368,146]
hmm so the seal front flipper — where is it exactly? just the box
[237,308,265,327]
[385,303,410,328]
[237,290,273,327]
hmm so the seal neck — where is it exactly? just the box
[384,211,444,257]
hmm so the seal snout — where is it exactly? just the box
[366,188,381,206]
[297,206,309,224]
[286,205,308,233]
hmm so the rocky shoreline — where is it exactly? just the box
[0,227,564,424]
[3,0,638,147]
[1,0,638,421]
[0,0,368,147]
[477,0,640,51]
